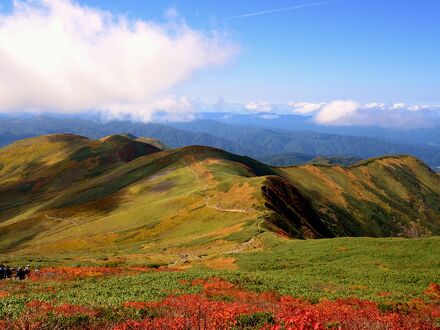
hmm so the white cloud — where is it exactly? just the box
[309,101,440,127]
[0,0,237,120]
[314,100,360,124]
[289,102,324,114]
[405,105,439,112]
[102,95,195,122]
[365,102,386,109]
[391,103,405,110]
[364,102,440,112]
[407,105,421,112]
[244,102,273,112]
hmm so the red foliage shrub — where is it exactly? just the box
[0,291,9,298]
[113,317,188,330]
[268,296,440,330]
[118,278,440,330]
[7,278,440,329]
[54,303,98,317]
[425,283,440,301]
[119,294,259,330]
[25,300,97,318]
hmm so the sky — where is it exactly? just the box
[76,0,440,104]
[0,0,439,126]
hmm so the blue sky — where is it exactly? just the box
[0,0,439,126]
[74,0,440,104]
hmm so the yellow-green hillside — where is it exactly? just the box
[0,134,331,263]
[0,134,160,221]
[0,134,439,264]
[279,156,440,237]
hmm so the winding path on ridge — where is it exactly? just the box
[182,154,252,214]
[45,214,79,226]
[43,215,99,250]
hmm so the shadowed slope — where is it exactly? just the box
[0,134,160,217]
[279,156,440,237]
[262,176,334,239]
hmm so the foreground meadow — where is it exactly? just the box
[0,236,439,329]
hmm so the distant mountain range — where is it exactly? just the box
[196,111,440,147]
[1,114,440,168]
[169,119,440,167]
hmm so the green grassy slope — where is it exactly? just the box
[0,134,160,220]
[279,156,440,237]
[1,235,438,305]
[0,134,439,263]
[235,234,440,301]
[0,135,331,261]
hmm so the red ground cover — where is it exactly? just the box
[3,276,439,329]
[115,278,440,330]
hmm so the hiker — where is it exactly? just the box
[24,265,31,277]
[16,268,26,281]
[4,266,11,279]
[0,264,34,280]
[15,268,22,280]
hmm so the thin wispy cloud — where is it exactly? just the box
[227,0,343,20]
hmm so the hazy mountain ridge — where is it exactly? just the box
[196,112,440,147]
[170,119,440,167]
[2,115,440,168]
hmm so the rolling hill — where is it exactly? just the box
[0,134,439,261]
[0,134,332,259]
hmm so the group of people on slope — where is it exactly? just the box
[0,264,37,281]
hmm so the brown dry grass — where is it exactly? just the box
[203,257,238,270]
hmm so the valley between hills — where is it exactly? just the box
[0,133,439,261]
[1,134,439,329]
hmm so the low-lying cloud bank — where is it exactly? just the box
[241,100,440,128]
[313,100,360,124]
[0,0,237,121]
[290,101,440,127]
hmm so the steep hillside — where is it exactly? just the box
[0,134,160,219]
[0,134,329,260]
[1,135,439,261]
[279,156,440,237]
